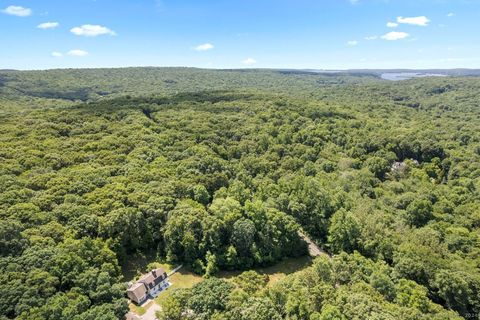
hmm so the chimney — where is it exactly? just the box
[152,269,157,277]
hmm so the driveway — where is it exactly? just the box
[299,231,331,258]
[141,301,161,320]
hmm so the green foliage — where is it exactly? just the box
[432,270,479,316]
[232,271,269,295]
[0,220,26,256]
[158,253,465,320]
[157,292,184,320]
[369,270,396,301]
[205,251,219,277]
[327,209,360,253]
[228,297,282,320]
[315,305,346,320]
[1,68,479,318]
[395,279,431,313]
[406,199,434,227]
[187,278,234,319]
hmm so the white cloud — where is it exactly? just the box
[397,16,430,26]
[365,36,378,40]
[71,24,116,37]
[67,49,89,57]
[350,0,359,4]
[194,43,214,51]
[1,5,32,17]
[447,12,455,17]
[387,22,399,28]
[381,31,409,41]
[51,51,63,57]
[38,22,59,29]
[242,58,257,65]
[347,40,358,46]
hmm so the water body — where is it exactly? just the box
[381,72,448,81]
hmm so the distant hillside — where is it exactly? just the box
[298,68,480,77]
[0,67,380,102]
[3,67,479,104]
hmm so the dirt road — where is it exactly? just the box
[299,231,331,258]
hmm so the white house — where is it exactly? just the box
[127,268,170,304]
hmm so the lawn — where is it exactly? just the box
[218,256,313,286]
[128,300,153,316]
[154,267,203,305]
[122,250,161,282]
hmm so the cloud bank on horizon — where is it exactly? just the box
[0,0,477,70]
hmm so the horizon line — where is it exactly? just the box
[2,66,480,72]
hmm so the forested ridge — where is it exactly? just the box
[0,68,479,320]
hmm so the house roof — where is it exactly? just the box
[138,268,167,289]
[127,282,147,303]
[128,268,168,303]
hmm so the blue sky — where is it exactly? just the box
[1,0,479,70]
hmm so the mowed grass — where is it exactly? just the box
[129,300,153,316]
[218,256,313,286]
[154,267,203,305]
[122,250,160,282]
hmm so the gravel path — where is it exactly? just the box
[142,302,161,320]
[299,231,331,258]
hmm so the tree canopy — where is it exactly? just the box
[1,68,479,319]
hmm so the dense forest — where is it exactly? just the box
[0,68,479,320]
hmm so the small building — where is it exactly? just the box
[127,268,169,304]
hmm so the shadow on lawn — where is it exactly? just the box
[121,250,160,282]
[217,255,313,284]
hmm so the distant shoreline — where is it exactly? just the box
[2,66,480,77]
[381,72,448,81]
